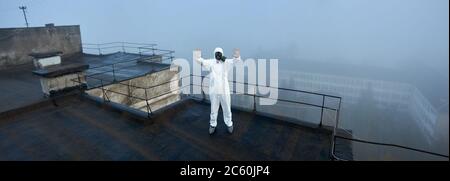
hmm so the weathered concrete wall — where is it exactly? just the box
[0,25,82,69]
[39,72,86,96]
[86,68,180,113]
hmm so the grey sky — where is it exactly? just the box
[1,0,448,82]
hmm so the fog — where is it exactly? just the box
[1,0,448,160]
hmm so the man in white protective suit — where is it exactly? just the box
[194,47,241,135]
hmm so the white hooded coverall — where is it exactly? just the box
[196,47,240,128]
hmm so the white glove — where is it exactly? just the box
[233,48,240,59]
[193,49,202,61]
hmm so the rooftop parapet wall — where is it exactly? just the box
[0,25,82,69]
[86,68,180,113]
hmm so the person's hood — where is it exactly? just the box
[214,47,224,56]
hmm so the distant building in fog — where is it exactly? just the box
[279,70,438,143]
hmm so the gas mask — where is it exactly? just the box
[215,52,226,62]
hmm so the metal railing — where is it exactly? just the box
[79,71,345,159]
[92,75,190,118]
[190,74,344,160]
[73,73,190,118]
[71,52,449,160]
[82,42,175,58]
[82,42,156,55]
[81,42,175,83]
[190,74,340,126]
[190,75,449,160]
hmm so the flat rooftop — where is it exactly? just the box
[0,63,44,113]
[0,94,347,160]
[0,52,351,160]
[0,52,169,113]
[68,52,171,87]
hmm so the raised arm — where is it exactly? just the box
[194,49,212,70]
[225,48,241,64]
[194,49,203,65]
[195,57,206,66]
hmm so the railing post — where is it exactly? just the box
[330,97,342,160]
[77,73,83,94]
[319,96,325,127]
[144,88,152,118]
[336,98,341,130]
[127,82,131,105]
[122,42,125,53]
[100,79,110,102]
[97,44,101,55]
[253,84,257,112]
[112,64,116,82]
[201,75,205,101]
[100,79,105,102]
[138,47,142,57]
